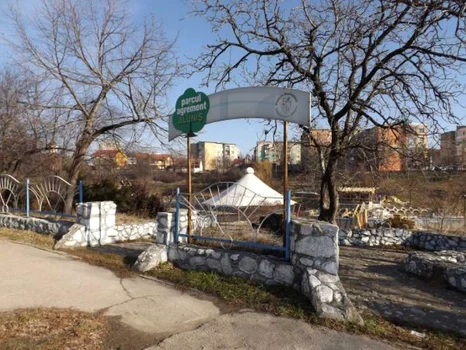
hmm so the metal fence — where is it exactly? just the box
[0,174,83,219]
[172,183,292,260]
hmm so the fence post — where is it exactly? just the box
[26,178,30,218]
[79,180,84,203]
[175,187,180,244]
[285,189,291,261]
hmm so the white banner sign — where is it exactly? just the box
[169,87,311,141]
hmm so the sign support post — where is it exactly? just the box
[172,88,210,241]
[283,121,289,224]
[187,136,192,239]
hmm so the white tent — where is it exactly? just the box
[202,167,295,207]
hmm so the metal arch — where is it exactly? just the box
[0,174,21,212]
[256,208,286,237]
[26,187,44,211]
[32,176,76,212]
[198,181,285,210]
[179,181,287,249]
[179,193,256,249]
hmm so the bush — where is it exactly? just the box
[84,179,165,218]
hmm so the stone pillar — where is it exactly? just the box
[76,201,116,247]
[290,219,363,325]
[156,212,173,244]
[156,210,188,245]
[291,220,339,274]
[179,209,189,235]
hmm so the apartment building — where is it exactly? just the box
[300,129,332,172]
[347,124,428,172]
[456,126,466,169]
[190,141,240,171]
[440,131,456,168]
[254,141,301,165]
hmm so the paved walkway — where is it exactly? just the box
[151,312,396,350]
[0,241,399,350]
[0,241,220,336]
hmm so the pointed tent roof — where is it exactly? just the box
[202,167,295,207]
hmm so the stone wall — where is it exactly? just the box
[409,232,466,251]
[55,202,188,248]
[445,266,466,293]
[138,217,362,325]
[57,202,160,248]
[339,228,411,247]
[292,220,340,274]
[0,214,72,236]
[339,228,466,251]
[54,224,87,248]
[115,222,157,242]
[168,245,295,286]
[78,201,117,246]
[405,250,466,293]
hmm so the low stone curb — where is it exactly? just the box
[0,214,72,237]
[340,228,466,252]
[168,244,294,287]
[404,250,466,293]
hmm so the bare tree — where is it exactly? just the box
[191,0,466,222]
[7,0,179,212]
[0,68,69,175]
[0,69,34,173]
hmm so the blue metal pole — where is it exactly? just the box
[175,187,180,243]
[26,178,30,218]
[285,190,291,261]
[79,180,83,203]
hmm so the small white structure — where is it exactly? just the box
[203,167,294,207]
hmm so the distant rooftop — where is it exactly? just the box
[194,141,238,146]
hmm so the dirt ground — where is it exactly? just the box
[339,246,466,336]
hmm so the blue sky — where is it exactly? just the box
[0,0,278,156]
[0,0,462,154]
[143,0,294,155]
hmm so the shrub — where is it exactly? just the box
[84,179,165,218]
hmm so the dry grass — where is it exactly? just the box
[0,228,54,249]
[116,212,155,225]
[0,308,108,350]
[199,221,283,245]
[65,248,135,278]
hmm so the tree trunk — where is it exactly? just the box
[64,136,92,213]
[318,150,339,223]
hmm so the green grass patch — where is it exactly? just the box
[148,262,314,317]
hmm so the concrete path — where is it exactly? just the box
[0,241,220,335]
[0,240,399,349]
[151,312,397,350]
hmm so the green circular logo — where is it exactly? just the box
[173,88,209,135]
